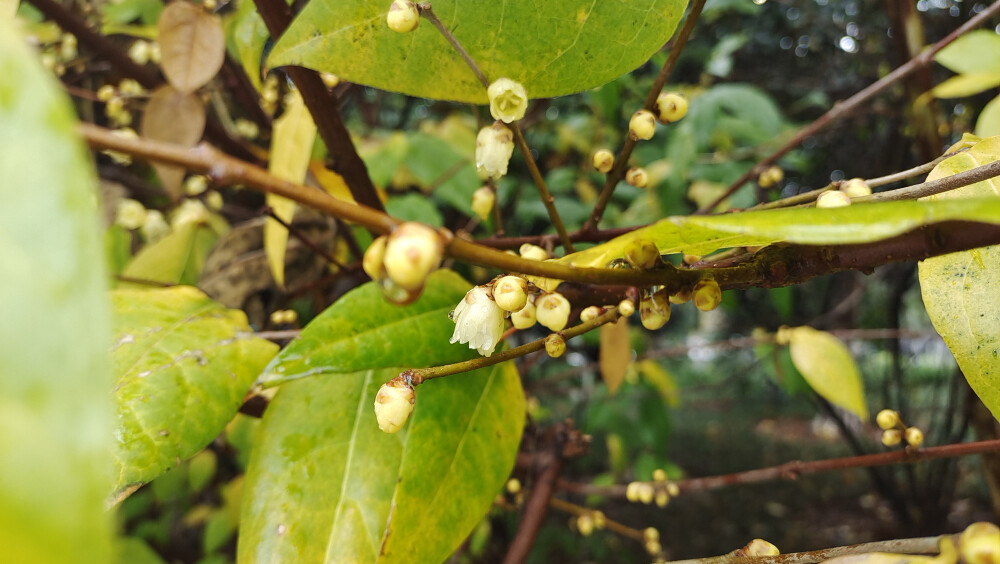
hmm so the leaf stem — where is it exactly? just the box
[547,498,646,542]
[583,0,707,231]
[417,4,489,88]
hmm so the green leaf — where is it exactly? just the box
[267,0,686,103]
[120,220,223,286]
[781,326,869,421]
[225,0,268,90]
[934,30,1000,75]
[918,135,1000,421]
[238,364,525,564]
[0,21,114,563]
[110,286,278,503]
[257,270,478,387]
[931,71,1000,99]
[976,95,1000,138]
[385,193,444,227]
[558,197,1000,269]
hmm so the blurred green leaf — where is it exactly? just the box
[931,71,1000,99]
[120,220,223,286]
[239,364,524,563]
[385,192,444,227]
[110,286,278,502]
[918,135,1000,421]
[934,30,1000,75]
[782,326,868,421]
[115,537,168,564]
[0,22,114,563]
[268,0,686,103]
[188,450,218,494]
[225,0,268,90]
[976,95,1000,138]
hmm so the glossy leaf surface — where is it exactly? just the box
[782,326,868,421]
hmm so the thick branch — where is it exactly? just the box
[668,536,946,564]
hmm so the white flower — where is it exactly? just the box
[373,378,415,433]
[450,286,506,357]
[475,123,514,180]
[487,77,528,123]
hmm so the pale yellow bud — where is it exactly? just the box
[625,167,649,188]
[140,210,170,243]
[519,243,549,261]
[744,539,780,556]
[655,490,669,507]
[645,540,662,556]
[637,482,655,504]
[841,177,871,198]
[96,84,116,102]
[506,478,522,494]
[758,166,784,188]
[60,33,78,61]
[363,235,388,280]
[882,429,902,447]
[644,527,660,542]
[373,378,415,433]
[545,333,566,358]
[693,279,722,312]
[876,409,900,430]
[666,482,679,497]
[476,123,515,180]
[383,222,443,291]
[817,190,851,208]
[959,522,1000,564]
[205,191,223,211]
[184,175,209,196]
[580,306,602,323]
[592,511,606,529]
[487,77,529,123]
[592,149,614,173]
[670,288,692,304]
[655,92,688,123]
[118,79,145,96]
[471,186,495,221]
[536,293,571,331]
[629,109,657,141]
[904,426,924,447]
[511,301,537,330]
[624,239,660,269]
[115,198,147,230]
[640,290,671,330]
[386,0,419,33]
[652,468,667,482]
[494,275,528,312]
[576,514,595,536]
[128,40,151,65]
[618,299,635,317]
[235,118,260,140]
[625,482,641,503]
[320,72,340,88]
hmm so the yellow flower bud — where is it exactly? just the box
[576,514,595,536]
[959,522,1000,564]
[655,92,688,123]
[841,177,871,198]
[637,482,655,504]
[128,40,151,65]
[373,378,415,433]
[476,123,515,180]
[545,333,566,358]
[519,243,549,261]
[882,429,902,447]
[140,210,170,243]
[625,167,649,188]
[363,235,388,280]
[652,468,667,482]
[115,198,147,230]
[758,166,784,188]
[536,293,571,331]
[487,77,529,123]
[629,109,657,141]
[184,175,208,196]
[666,482,679,497]
[118,79,145,96]
[592,511,606,529]
[904,426,924,447]
[96,84,116,102]
[655,489,669,507]
[386,0,419,33]
[817,190,851,208]
[580,306,602,323]
[625,481,641,502]
[624,239,660,269]
[511,301,537,330]
[669,288,692,304]
[876,409,900,430]
[494,275,528,312]
[640,290,671,330]
[506,478,522,494]
[618,299,635,317]
[693,279,722,312]
[644,527,660,542]
[645,540,662,556]
[383,222,443,291]
[743,539,780,556]
[592,149,614,173]
[471,186,495,220]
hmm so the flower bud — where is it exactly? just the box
[184,175,208,196]
[625,481,641,502]
[592,511,606,529]
[640,290,671,330]
[841,177,871,198]
[817,190,851,208]
[625,167,649,188]
[655,490,670,507]
[519,243,549,261]
[386,0,419,33]
[624,239,660,269]
[536,293,571,331]
[506,478,522,494]
[743,539,780,556]
[141,210,170,243]
[644,528,660,542]
[652,468,667,482]
[758,166,784,188]
[128,40,151,65]
[487,77,529,123]
[580,306,602,323]
[618,299,635,317]
[118,79,144,97]
[670,288,692,304]
[904,426,924,447]
[471,186,495,220]
[383,222,443,291]
[373,378,415,433]
[959,522,1000,564]
[655,92,688,123]
[666,482,680,497]
[876,409,900,430]
[494,275,528,312]
[629,109,657,141]
[363,235,389,280]
[320,72,340,88]
[693,279,722,312]
[881,429,902,447]
[576,514,595,536]
[115,198,147,230]
[545,333,566,358]
[476,122,515,180]
[511,301,537,329]
[645,540,662,556]
[96,84,116,102]
[637,482,655,504]
[592,149,614,173]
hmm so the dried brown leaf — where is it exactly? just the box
[158,1,225,93]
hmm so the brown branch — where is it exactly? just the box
[558,439,1000,497]
[862,158,1000,202]
[251,0,385,214]
[668,536,946,564]
[697,0,1000,214]
[584,0,707,230]
[547,498,645,542]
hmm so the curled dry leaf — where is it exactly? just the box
[140,85,206,198]
[158,1,225,93]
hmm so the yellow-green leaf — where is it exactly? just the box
[265,89,317,287]
[782,326,868,421]
[120,219,224,286]
[931,71,1000,99]
[600,317,630,395]
[976,95,1000,138]
[934,30,1000,75]
[918,135,1000,421]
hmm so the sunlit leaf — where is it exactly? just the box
[110,286,278,503]
[158,1,226,93]
[918,135,1000,421]
[934,30,1000,75]
[976,95,1000,138]
[781,326,868,421]
[931,71,1000,99]
[268,0,686,103]
[0,22,113,562]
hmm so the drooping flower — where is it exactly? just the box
[487,77,528,123]
[449,286,506,357]
[373,377,415,433]
[475,122,514,180]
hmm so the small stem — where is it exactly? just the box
[667,536,947,564]
[418,4,489,88]
[408,308,620,384]
[503,444,566,564]
[547,498,645,542]
[861,158,1000,203]
[866,151,962,188]
[263,206,346,269]
[697,0,1000,214]
[584,0,707,230]
[510,124,576,252]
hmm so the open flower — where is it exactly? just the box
[475,122,514,180]
[450,286,506,357]
[487,77,528,123]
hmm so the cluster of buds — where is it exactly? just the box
[625,468,679,509]
[99,80,146,128]
[959,522,999,564]
[373,376,416,433]
[876,409,923,448]
[643,527,662,556]
[363,222,446,304]
[573,509,607,537]
[758,166,784,189]
[269,309,298,326]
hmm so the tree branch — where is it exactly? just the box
[667,536,946,564]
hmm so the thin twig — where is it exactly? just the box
[548,498,645,542]
[418,4,489,88]
[584,0,707,230]
[697,0,1000,214]
[862,158,1000,202]
[667,535,947,564]
[262,206,346,269]
[510,123,576,251]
